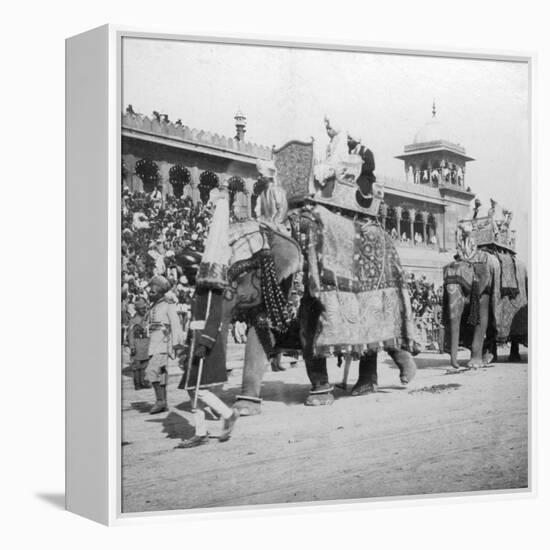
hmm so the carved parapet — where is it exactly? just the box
[122,111,273,159]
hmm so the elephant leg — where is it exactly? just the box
[233,326,268,416]
[468,294,490,368]
[304,357,334,406]
[447,284,465,368]
[509,339,521,362]
[351,353,378,396]
[388,348,417,384]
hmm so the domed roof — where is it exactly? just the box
[413,102,454,145]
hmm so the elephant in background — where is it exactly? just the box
[443,248,528,369]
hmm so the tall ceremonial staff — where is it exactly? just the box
[185,291,212,411]
[184,183,231,411]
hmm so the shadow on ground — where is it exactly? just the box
[174,380,313,410]
[130,401,153,414]
[35,493,65,510]
[147,411,195,441]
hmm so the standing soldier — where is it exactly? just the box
[146,275,185,414]
[127,298,151,390]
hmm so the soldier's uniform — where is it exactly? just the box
[147,294,185,383]
[127,306,150,390]
[146,282,185,414]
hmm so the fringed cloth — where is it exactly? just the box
[444,262,484,327]
[229,245,294,358]
[196,189,231,290]
[293,205,417,356]
[496,251,519,298]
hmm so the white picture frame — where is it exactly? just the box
[66,25,534,525]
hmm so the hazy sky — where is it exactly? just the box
[122,38,530,258]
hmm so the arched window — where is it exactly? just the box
[227,176,248,219]
[414,212,425,244]
[251,178,268,218]
[121,161,128,187]
[420,161,429,183]
[427,213,438,246]
[169,165,191,198]
[385,205,397,235]
[401,209,411,241]
[135,159,159,193]
[227,176,246,201]
[198,171,219,204]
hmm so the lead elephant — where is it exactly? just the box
[226,206,418,415]
[443,247,528,369]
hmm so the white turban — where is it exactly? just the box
[256,159,277,180]
[324,116,341,134]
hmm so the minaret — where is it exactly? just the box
[234,110,247,141]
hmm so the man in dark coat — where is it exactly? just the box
[180,288,229,390]
[176,288,238,448]
[348,137,377,207]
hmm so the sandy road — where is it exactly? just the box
[121,349,528,513]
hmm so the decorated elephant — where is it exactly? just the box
[224,203,418,416]
[443,221,528,369]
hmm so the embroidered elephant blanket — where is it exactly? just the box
[496,251,519,298]
[443,250,528,351]
[304,205,417,356]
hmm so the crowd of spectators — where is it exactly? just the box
[121,186,213,330]
[389,227,438,246]
[121,184,445,352]
[406,273,443,349]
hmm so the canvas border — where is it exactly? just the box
[105,26,535,525]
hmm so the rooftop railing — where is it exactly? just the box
[122,112,273,160]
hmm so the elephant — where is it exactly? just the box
[224,207,418,416]
[443,247,528,369]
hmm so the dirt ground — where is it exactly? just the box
[121,346,528,513]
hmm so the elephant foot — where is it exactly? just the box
[390,349,417,385]
[233,396,262,416]
[305,386,335,406]
[508,353,522,363]
[466,359,484,369]
[402,361,417,383]
[351,382,378,396]
[482,352,494,366]
[449,360,461,369]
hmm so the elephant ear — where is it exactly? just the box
[267,231,302,282]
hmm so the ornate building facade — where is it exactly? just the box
[381,103,475,282]
[121,105,475,284]
[121,109,271,220]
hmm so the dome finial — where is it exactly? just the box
[432,99,436,118]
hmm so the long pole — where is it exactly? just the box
[191,290,213,411]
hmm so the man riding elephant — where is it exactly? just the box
[443,219,528,369]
